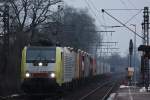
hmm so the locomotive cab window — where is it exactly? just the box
[26,47,56,63]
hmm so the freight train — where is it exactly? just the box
[21,46,110,93]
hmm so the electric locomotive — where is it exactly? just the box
[21,45,111,93]
[21,46,63,93]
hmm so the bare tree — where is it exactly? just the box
[62,7,100,53]
[10,0,61,30]
[38,6,100,53]
[0,0,62,95]
[8,0,62,45]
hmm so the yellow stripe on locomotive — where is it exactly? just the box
[55,47,63,86]
[21,46,27,81]
[21,46,64,86]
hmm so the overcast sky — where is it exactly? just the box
[63,0,150,56]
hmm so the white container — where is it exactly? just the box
[63,47,75,83]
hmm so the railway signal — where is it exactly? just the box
[138,7,150,90]
[129,39,133,55]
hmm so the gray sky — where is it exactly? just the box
[63,0,150,56]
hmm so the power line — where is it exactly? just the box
[127,0,137,9]
[102,8,143,32]
[97,48,119,49]
[100,42,118,43]
[104,0,141,25]
[84,0,103,56]
[102,12,108,34]
[97,52,120,53]
[87,0,99,13]
[124,9,143,24]
[125,0,141,25]
[119,0,128,8]
[84,0,103,29]
[101,9,143,25]
[102,9,144,40]
[104,9,143,11]
[87,0,107,31]
[84,0,120,56]
[125,0,142,27]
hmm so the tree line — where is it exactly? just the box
[0,0,100,95]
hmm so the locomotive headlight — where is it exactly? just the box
[50,72,55,78]
[38,62,43,66]
[25,72,30,78]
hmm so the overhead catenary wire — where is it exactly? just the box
[127,0,137,9]
[102,8,143,29]
[102,13,109,56]
[87,0,99,13]
[119,0,129,8]
[120,0,142,25]
[87,0,111,56]
[102,12,108,35]
[103,9,143,11]
[84,0,120,56]
[87,0,109,31]
[124,9,143,24]
[120,0,138,24]
[84,0,103,30]
[84,0,104,55]
[84,0,142,27]
[125,0,142,28]
[102,9,144,40]
[88,0,119,56]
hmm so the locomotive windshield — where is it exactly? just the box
[26,47,56,63]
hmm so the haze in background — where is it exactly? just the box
[64,0,150,56]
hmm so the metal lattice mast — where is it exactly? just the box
[142,7,150,88]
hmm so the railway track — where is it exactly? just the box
[78,80,118,100]
[43,81,116,100]
[0,82,117,100]
[0,74,122,100]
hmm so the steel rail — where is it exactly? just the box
[101,81,117,100]
[78,80,113,100]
